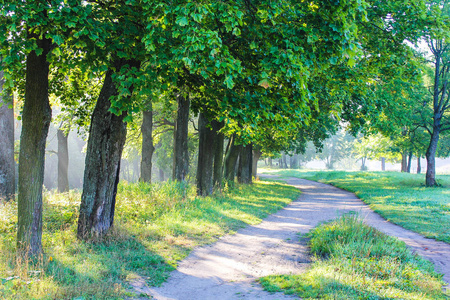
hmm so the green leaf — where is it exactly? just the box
[192,13,203,23]
[224,76,234,89]
[347,58,356,67]
[176,16,189,27]
[53,47,61,57]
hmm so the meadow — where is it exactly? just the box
[0,180,300,299]
[261,169,450,243]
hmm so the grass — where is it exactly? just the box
[261,169,450,244]
[0,179,300,299]
[259,214,448,299]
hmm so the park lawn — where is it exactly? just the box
[260,214,448,299]
[261,169,450,244]
[0,180,300,299]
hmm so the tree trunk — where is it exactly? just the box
[361,157,367,170]
[290,154,298,169]
[223,136,241,183]
[425,130,440,186]
[140,109,154,183]
[196,113,215,196]
[17,35,52,257]
[77,60,137,240]
[282,154,288,169]
[406,151,412,173]
[159,168,165,181]
[381,157,386,171]
[0,70,15,200]
[401,152,407,172]
[252,145,262,177]
[57,128,69,193]
[268,157,272,167]
[237,144,252,184]
[173,93,190,181]
[212,120,224,189]
[417,156,421,174]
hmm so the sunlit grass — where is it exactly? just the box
[260,214,448,299]
[0,180,300,299]
[262,169,450,244]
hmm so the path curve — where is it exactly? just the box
[143,177,450,299]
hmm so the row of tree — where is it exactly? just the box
[268,130,450,172]
[0,0,448,258]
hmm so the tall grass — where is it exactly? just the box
[0,180,300,299]
[260,214,448,299]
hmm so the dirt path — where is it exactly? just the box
[141,177,450,299]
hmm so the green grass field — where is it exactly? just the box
[261,169,450,244]
[0,180,300,299]
[260,214,448,299]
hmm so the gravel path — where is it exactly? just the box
[135,177,450,299]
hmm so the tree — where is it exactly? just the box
[140,107,154,183]
[237,144,252,184]
[223,135,241,183]
[146,0,369,194]
[17,32,52,256]
[0,69,14,200]
[196,113,216,196]
[423,1,450,186]
[173,92,190,182]
[74,0,151,239]
[212,120,225,188]
[252,145,263,177]
[77,59,141,239]
[1,0,106,255]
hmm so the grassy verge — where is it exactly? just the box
[0,180,300,299]
[261,169,450,244]
[260,214,448,299]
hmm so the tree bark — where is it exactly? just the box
[77,60,138,240]
[381,157,386,171]
[406,151,412,173]
[212,120,224,189]
[57,128,69,193]
[17,35,52,256]
[223,136,241,183]
[252,146,262,177]
[401,152,407,172]
[237,144,252,184]
[173,93,190,181]
[140,109,154,183]
[196,113,216,196]
[417,156,421,174]
[159,168,165,181]
[426,130,440,186]
[268,157,272,167]
[0,70,15,200]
